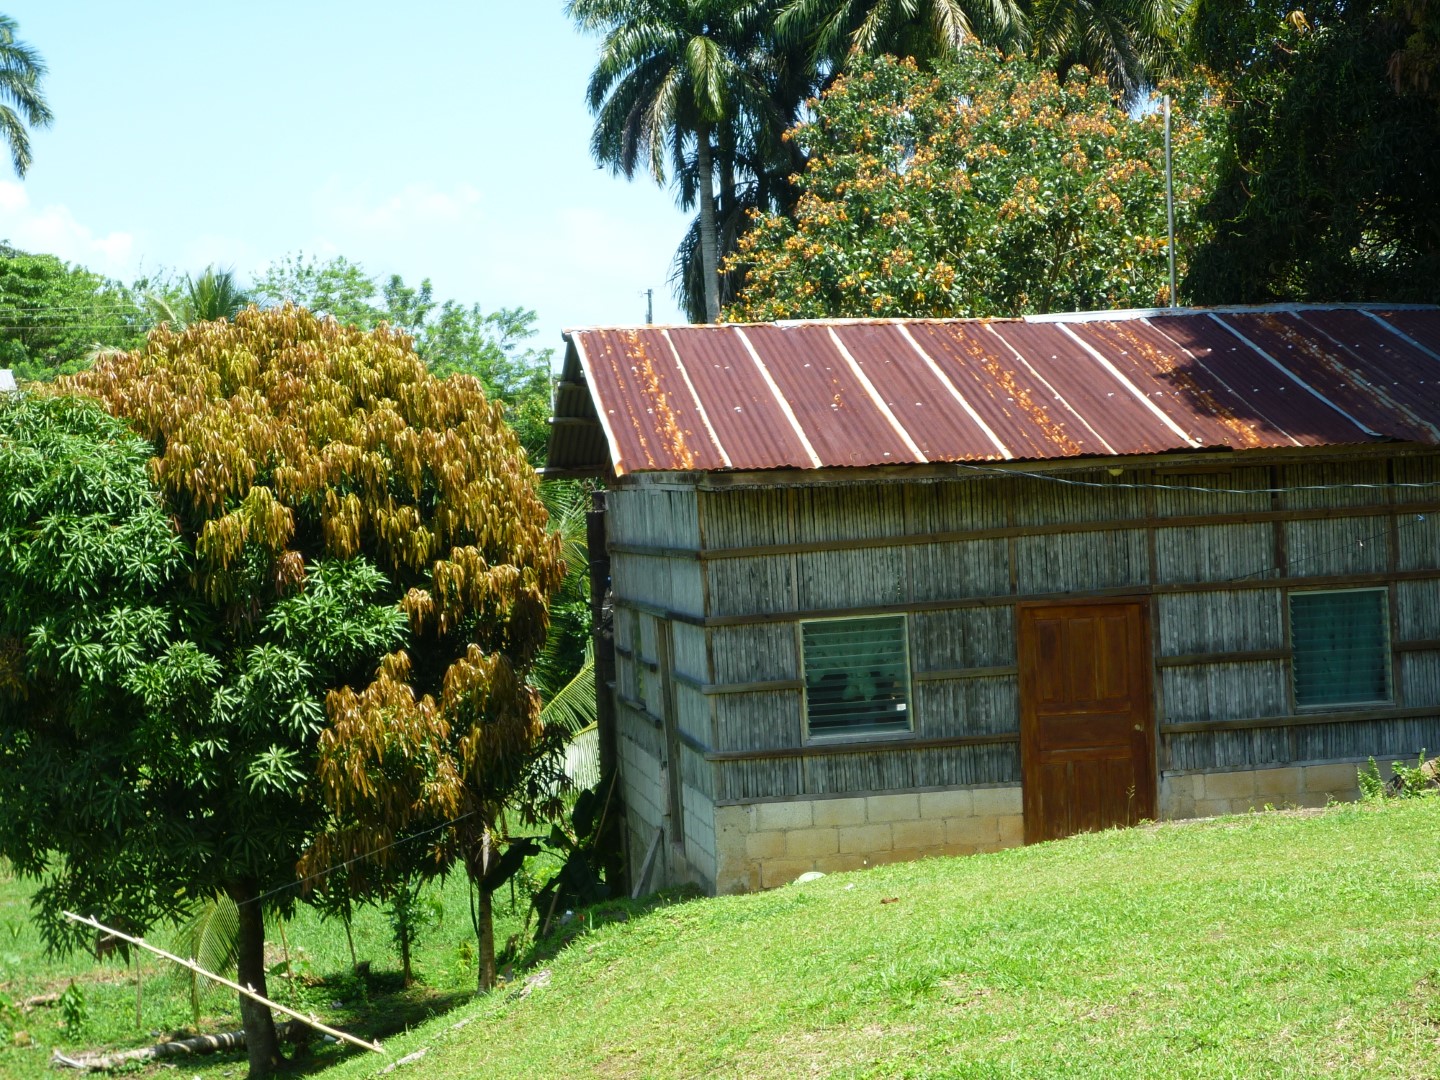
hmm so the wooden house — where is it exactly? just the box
[545,305,1440,894]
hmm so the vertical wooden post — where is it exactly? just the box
[588,489,628,896]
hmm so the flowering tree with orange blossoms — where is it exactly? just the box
[726,51,1223,322]
[62,306,564,1074]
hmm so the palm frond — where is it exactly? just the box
[540,649,598,736]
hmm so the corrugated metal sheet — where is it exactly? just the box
[546,306,1440,476]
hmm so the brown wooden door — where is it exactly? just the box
[1018,600,1155,844]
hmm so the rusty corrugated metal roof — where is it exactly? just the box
[545,306,1440,477]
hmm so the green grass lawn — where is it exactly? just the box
[0,863,546,1079]
[307,799,1440,1080]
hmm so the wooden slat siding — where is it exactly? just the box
[1398,515,1440,570]
[914,677,1019,738]
[675,683,712,748]
[914,743,1021,787]
[908,539,1010,602]
[680,744,714,799]
[1162,704,1440,734]
[710,624,798,683]
[905,477,1007,533]
[605,487,701,549]
[1155,523,1273,584]
[1158,590,1284,655]
[908,608,1015,671]
[609,552,706,617]
[1156,649,1291,667]
[1161,660,1289,725]
[1282,459,1389,510]
[804,750,917,795]
[672,620,709,682]
[793,482,906,542]
[701,487,790,548]
[1400,653,1440,707]
[700,569,1440,628]
[717,757,803,802]
[1014,529,1150,593]
[1010,467,1148,527]
[1397,580,1440,639]
[608,499,1440,563]
[712,690,803,753]
[706,554,795,618]
[1395,454,1440,503]
[1387,460,1405,707]
[795,546,907,609]
[1166,716,1439,771]
[1153,466,1273,517]
[1284,516,1391,578]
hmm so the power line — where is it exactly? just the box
[237,810,480,909]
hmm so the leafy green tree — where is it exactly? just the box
[727,51,1220,320]
[0,14,52,177]
[1185,0,1440,303]
[252,252,385,329]
[0,245,147,381]
[0,307,565,1076]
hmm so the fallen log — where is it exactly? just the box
[52,1020,307,1071]
[21,991,59,1009]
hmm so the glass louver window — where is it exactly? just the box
[802,615,912,737]
[1290,589,1391,708]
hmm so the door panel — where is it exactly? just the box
[1019,601,1155,844]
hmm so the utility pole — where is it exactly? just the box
[1164,95,1177,309]
[644,288,654,325]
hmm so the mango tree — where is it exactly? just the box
[0,306,563,1077]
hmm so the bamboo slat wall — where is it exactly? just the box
[605,451,1440,808]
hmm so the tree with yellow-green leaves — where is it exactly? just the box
[726,50,1222,322]
[0,306,564,1078]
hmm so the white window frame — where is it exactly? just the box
[1288,586,1393,710]
[799,613,915,743]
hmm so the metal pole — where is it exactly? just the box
[1164,95,1177,309]
[644,288,654,325]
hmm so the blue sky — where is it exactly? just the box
[1,2,692,355]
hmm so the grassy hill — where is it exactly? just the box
[315,799,1440,1080]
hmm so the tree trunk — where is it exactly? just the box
[697,122,721,323]
[227,882,282,1080]
[478,887,495,992]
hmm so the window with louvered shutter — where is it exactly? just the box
[801,615,912,738]
[1290,588,1391,708]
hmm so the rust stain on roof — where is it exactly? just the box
[549,307,1440,476]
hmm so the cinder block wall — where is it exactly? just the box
[713,785,1023,893]
[1160,761,1366,818]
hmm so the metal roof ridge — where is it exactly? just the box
[561,303,1440,337]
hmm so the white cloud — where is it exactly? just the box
[312,180,486,236]
[0,182,138,278]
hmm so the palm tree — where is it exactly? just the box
[570,0,785,322]
[778,0,1177,97]
[776,0,1024,70]
[147,265,251,328]
[0,14,52,178]
[1023,0,1182,98]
